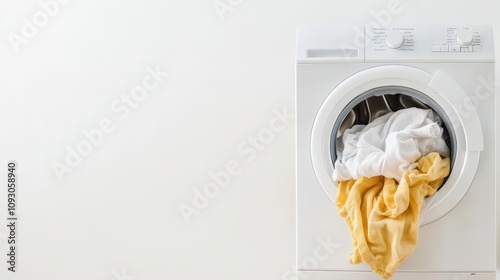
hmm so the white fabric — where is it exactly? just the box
[333,108,449,182]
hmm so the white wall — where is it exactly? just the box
[0,0,498,279]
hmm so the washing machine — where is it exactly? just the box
[296,25,496,279]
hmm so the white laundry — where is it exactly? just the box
[333,107,450,182]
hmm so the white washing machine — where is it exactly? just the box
[296,25,496,280]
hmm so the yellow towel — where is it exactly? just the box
[335,152,450,279]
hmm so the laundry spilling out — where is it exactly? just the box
[332,107,451,279]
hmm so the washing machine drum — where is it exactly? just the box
[311,65,483,226]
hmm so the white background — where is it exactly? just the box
[0,0,499,279]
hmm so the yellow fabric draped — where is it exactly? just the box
[335,152,450,279]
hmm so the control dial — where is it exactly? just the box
[385,31,404,49]
[456,29,473,46]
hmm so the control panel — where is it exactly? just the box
[372,28,415,51]
[431,27,481,52]
[296,25,494,63]
[365,25,493,62]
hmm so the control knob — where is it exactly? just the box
[386,31,404,49]
[456,29,473,46]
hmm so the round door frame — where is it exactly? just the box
[310,65,483,226]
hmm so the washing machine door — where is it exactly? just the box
[311,65,483,225]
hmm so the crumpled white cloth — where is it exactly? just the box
[333,108,450,182]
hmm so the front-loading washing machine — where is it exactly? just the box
[296,25,496,279]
